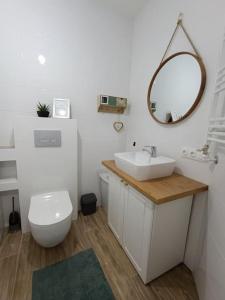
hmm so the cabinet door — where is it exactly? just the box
[108,174,126,244]
[147,196,193,282]
[123,187,147,274]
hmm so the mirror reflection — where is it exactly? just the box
[148,52,206,124]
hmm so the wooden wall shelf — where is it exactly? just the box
[98,104,126,114]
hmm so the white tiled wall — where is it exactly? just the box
[126,0,225,299]
[14,117,78,232]
[0,0,133,224]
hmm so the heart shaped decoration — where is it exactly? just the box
[113,121,124,132]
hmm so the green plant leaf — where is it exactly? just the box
[37,102,50,112]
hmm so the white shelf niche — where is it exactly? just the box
[0,178,18,192]
[0,160,18,192]
[0,147,16,162]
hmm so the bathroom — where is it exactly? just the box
[0,0,224,299]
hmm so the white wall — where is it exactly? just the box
[127,0,225,299]
[0,0,133,221]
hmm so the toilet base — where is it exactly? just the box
[30,214,72,248]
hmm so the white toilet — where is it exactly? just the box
[28,190,73,248]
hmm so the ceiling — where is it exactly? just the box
[100,0,149,18]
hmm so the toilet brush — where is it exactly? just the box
[9,197,21,232]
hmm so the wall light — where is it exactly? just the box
[38,54,46,65]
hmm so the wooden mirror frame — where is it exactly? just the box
[147,51,206,125]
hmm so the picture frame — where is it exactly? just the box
[100,95,109,105]
[53,98,70,119]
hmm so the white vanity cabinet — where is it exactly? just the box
[107,172,193,284]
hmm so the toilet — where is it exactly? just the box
[28,190,73,248]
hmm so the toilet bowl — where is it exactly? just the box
[28,191,73,248]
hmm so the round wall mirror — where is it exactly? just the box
[147,52,206,124]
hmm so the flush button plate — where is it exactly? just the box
[34,130,61,147]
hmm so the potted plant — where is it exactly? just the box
[37,102,50,117]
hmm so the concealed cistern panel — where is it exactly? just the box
[34,130,61,147]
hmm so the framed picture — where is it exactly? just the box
[100,95,109,105]
[53,98,70,118]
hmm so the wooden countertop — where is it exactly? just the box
[102,160,208,205]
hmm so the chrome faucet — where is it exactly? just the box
[142,145,157,157]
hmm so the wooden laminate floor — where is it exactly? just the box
[0,208,199,300]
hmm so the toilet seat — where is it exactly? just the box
[28,191,73,226]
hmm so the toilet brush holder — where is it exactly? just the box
[9,197,21,232]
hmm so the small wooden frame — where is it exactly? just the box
[97,95,127,114]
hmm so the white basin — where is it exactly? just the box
[114,152,176,181]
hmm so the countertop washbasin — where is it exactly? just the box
[114,151,176,181]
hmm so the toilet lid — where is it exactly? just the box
[29,191,73,226]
